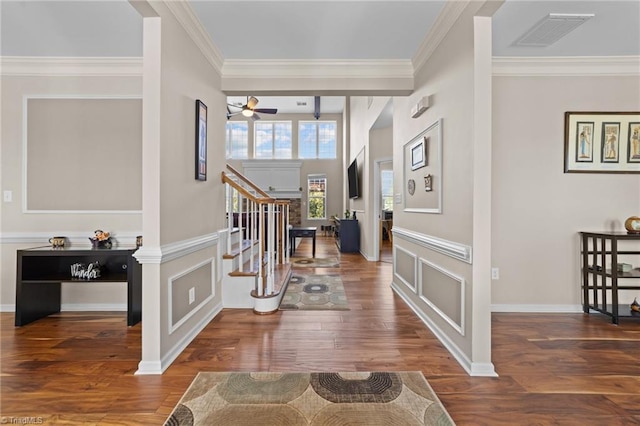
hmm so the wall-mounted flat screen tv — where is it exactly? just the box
[348,159,360,199]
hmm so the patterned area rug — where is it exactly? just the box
[279,274,348,311]
[164,371,455,426]
[291,257,339,268]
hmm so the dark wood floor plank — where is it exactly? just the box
[2,236,639,424]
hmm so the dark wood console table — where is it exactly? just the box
[16,247,142,326]
[580,231,640,324]
[289,227,317,257]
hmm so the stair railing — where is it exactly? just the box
[221,165,290,298]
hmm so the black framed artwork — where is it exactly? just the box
[195,99,207,181]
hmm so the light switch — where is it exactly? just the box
[3,191,12,202]
[394,193,402,204]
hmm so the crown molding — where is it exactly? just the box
[0,56,142,77]
[492,56,640,76]
[222,59,414,79]
[162,0,224,77]
[412,0,470,74]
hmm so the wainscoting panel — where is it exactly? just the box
[168,258,215,333]
[419,258,465,336]
[393,245,417,293]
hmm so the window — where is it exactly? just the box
[381,169,393,211]
[299,121,337,159]
[254,121,292,159]
[307,175,327,220]
[225,121,248,159]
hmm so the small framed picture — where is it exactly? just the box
[410,136,428,170]
[195,99,207,181]
[629,122,640,163]
[424,174,432,192]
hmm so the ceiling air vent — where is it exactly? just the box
[514,13,594,47]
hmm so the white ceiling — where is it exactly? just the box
[2,0,638,115]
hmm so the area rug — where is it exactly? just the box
[164,371,455,426]
[291,257,339,268]
[279,274,348,310]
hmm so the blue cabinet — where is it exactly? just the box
[335,219,359,253]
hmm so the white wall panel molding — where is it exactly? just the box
[418,258,465,336]
[135,301,223,375]
[0,56,142,77]
[393,227,472,264]
[0,231,140,246]
[168,258,216,334]
[393,245,417,293]
[162,1,224,76]
[493,56,640,76]
[133,232,219,265]
[391,281,496,377]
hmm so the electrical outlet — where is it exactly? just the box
[188,287,195,304]
[3,191,12,202]
[491,268,499,280]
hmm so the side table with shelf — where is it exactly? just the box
[16,247,142,327]
[580,231,640,324]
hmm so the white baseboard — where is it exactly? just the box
[391,282,497,377]
[491,304,583,313]
[135,301,223,375]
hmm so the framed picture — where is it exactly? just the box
[195,99,207,181]
[410,136,427,170]
[564,112,640,173]
[628,122,640,163]
[424,174,432,192]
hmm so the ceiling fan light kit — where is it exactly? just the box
[227,96,278,120]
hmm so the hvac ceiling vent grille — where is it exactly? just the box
[514,13,594,47]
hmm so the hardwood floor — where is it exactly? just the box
[2,236,639,425]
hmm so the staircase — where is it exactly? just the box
[221,164,292,314]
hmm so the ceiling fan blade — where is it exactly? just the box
[227,103,243,109]
[251,113,261,121]
[253,108,277,114]
[246,96,259,110]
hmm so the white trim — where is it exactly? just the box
[393,245,417,293]
[492,304,583,313]
[393,227,472,264]
[418,258,465,336]
[0,56,143,77]
[492,56,640,77]
[0,305,15,312]
[412,1,470,73]
[134,301,224,375]
[223,59,413,79]
[133,233,219,264]
[403,118,443,214]
[391,282,497,377]
[168,258,216,334]
[163,1,224,76]
[22,95,143,214]
[0,231,141,246]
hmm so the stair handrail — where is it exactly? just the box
[225,164,272,199]
[221,164,290,302]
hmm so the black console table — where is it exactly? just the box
[580,231,640,324]
[16,247,142,326]
[290,227,317,257]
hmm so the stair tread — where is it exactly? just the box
[251,263,292,298]
[223,239,259,259]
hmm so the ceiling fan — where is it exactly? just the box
[226,96,277,120]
